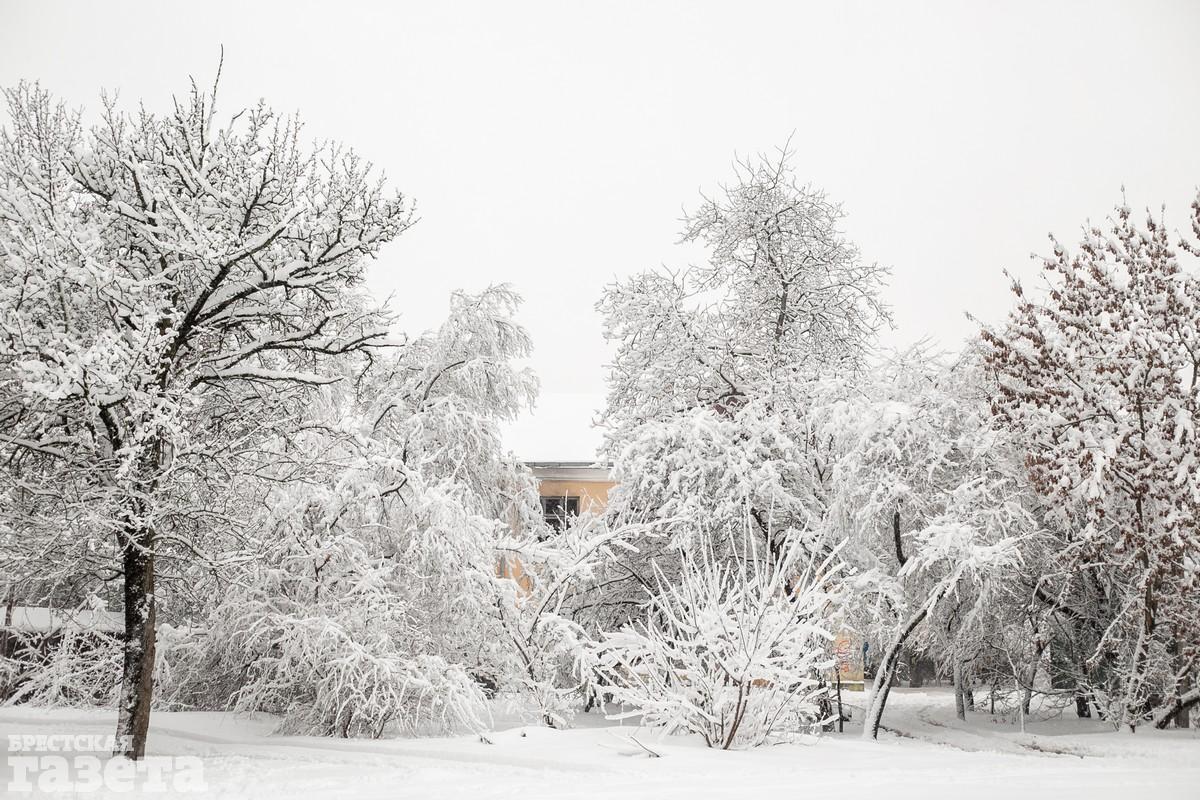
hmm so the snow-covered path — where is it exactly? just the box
[2,689,1196,799]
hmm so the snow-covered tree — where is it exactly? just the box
[594,146,889,623]
[821,348,1032,738]
[0,78,411,757]
[981,199,1200,730]
[600,145,889,439]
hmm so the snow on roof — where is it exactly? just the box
[526,462,613,482]
[524,461,611,468]
[4,606,123,635]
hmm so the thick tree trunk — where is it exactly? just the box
[953,657,967,721]
[1153,686,1199,730]
[1022,639,1045,716]
[1021,669,1035,716]
[1074,689,1092,718]
[864,662,898,741]
[115,528,156,760]
[1073,657,1093,718]
[863,602,932,740]
[907,649,924,688]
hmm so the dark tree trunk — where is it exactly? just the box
[864,601,934,739]
[1073,657,1094,718]
[953,657,967,721]
[1158,641,1195,729]
[817,678,835,732]
[907,649,923,688]
[1154,687,1199,730]
[115,526,156,760]
[1074,690,1092,718]
[836,672,845,733]
[1,588,13,655]
[1022,639,1046,717]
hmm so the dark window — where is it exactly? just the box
[540,496,579,532]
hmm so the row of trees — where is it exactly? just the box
[590,152,1200,738]
[1,78,1196,757]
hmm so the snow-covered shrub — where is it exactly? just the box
[228,611,487,739]
[594,533,840,749]
[1,628,121,707]
[493,512,648,728]
[164,578,491,738]
[499,607,595,730]
[152,623,214,711]
[162,484,496,738]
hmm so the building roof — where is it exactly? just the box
[525,461,611,468]
[526,461,613,482]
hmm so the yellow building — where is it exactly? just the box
[497,462,614,593]
[832,630,866,691]
[510,460,863,691]
[526,461,614,530]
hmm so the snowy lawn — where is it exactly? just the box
[2,688,1196,799]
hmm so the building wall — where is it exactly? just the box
[527,463,615,515]
[498,464,614,596]
[500,464,614,596]
[534,478,614,513]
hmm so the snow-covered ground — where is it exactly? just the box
[2,688,1196,798]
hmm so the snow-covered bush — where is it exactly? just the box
[594,533,840,749]
[1,629,121,707]
[492,511,654,728]
[160,487,494,737]
[221,608,486,738]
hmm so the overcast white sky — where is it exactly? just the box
[3,1,1199,460]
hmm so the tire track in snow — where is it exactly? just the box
[902,705,1085,757]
